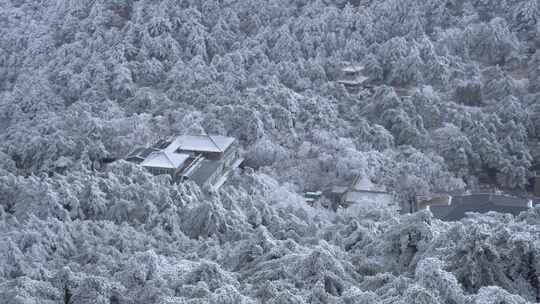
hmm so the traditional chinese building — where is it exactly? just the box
[337,65,370,93]
[126,134,243,191]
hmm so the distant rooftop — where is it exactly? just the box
[428,194,532,221]
[337,76,369,85]
[166,135,235,154]
[127,147,158,159]
[331,186,349,195]
[141,151,190,169]
[351,176,386,192]
[127,147,145,157]
[153,138,173,150]
[126,147,160,164]
[342,65,365,73]
[343,191,393,205]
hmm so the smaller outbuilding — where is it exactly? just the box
[304,191,323,206]
[423,194,533,221]
[416,195,452,211]
[329,176,394,210]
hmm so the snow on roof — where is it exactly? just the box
[331,186,349,194]
[166,135,235,153]
[127,147,145,157]
[352,177,386,192]
[430,201,528,221]
[337,76,369,85]
[344,191,393,205]
[185,159,222,186]
[429,194,532,221]
[128,146,159,157]
[342,65,365,73]
[141,151,189,169]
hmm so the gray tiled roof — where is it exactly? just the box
[429,194,532,221]
[166,135,235,154]
[186,159,222,186]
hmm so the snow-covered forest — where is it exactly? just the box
[0,0,539,303]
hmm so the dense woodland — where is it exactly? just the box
[0,0,539,303]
